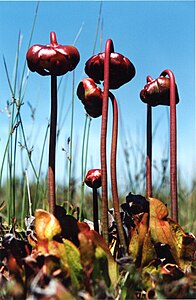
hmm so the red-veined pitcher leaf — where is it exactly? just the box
[78,231,95,269]
[78,222,114,260]
[129,213,149,266]
[35,209,61,241]
[78,223,118,286]
[149,198,180,264]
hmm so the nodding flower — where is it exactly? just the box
[85,168,101,233]
[85,52,136,89]
[77,78,103,118]
[26,32,80,76]
[84,169,102,189]
[140,76,179,107]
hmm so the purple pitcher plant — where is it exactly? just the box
[78,39,135,253]
[26,32,80,215]
[140,70,179,222]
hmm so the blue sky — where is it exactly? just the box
[0,1,195,193]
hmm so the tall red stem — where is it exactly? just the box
[161,69,178,222]
[48,76,57,215]
[109,92,127,254]
[146,76,153,198]
[146,104,152,198]
[48,32,58,215]
[93,187,99,233]
[101,39,114,244]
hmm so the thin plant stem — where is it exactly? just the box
[109,92,127,253]
[26,169,32,216]
[8,2,38,221]
[118,103,134,191]
[21,173,27,228]
[48,75,57,215]
[92,1,103,55]
[12,122,18,217]
[2,57,38,180]
[101,39,114,244]
[79,2,102,219]
[34,122,50,211]
[84,117,92,178]
[5,32,21,222]
[79,114,88,221]
[18,114,38,179]
[161,69,178,222]
[19,2,39,100]
[73,22,84,46]
[93,187,99,233]
[67,71,75,213]
[79,115,92,221]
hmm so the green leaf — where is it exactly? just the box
[141,229,156,267]
[63,239,83,290]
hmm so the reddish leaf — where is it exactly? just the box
[129,213,149,266]
[78,222,118,285]
[149,198,180,264]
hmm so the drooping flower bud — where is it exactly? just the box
[140,76,179,107]
[26,32,80,76]
[84,169,102,189]
[77,78,103,118]
[85,52,136,89]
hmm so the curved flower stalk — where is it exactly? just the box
[79,39,135,252]
[140,70,179,222]
[26,32,80,215]
[160,70,179,223]
[109,92,128,253]
[84,169,102,232]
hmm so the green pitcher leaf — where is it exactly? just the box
[141,229,156,267]
[93,246,111,287]
[63,239,83,290]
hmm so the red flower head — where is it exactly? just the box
[140,76,180,107]
[26,32,80,76]
[84,169,102,189]
[85,52,136,89]
[77,78,103,118]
